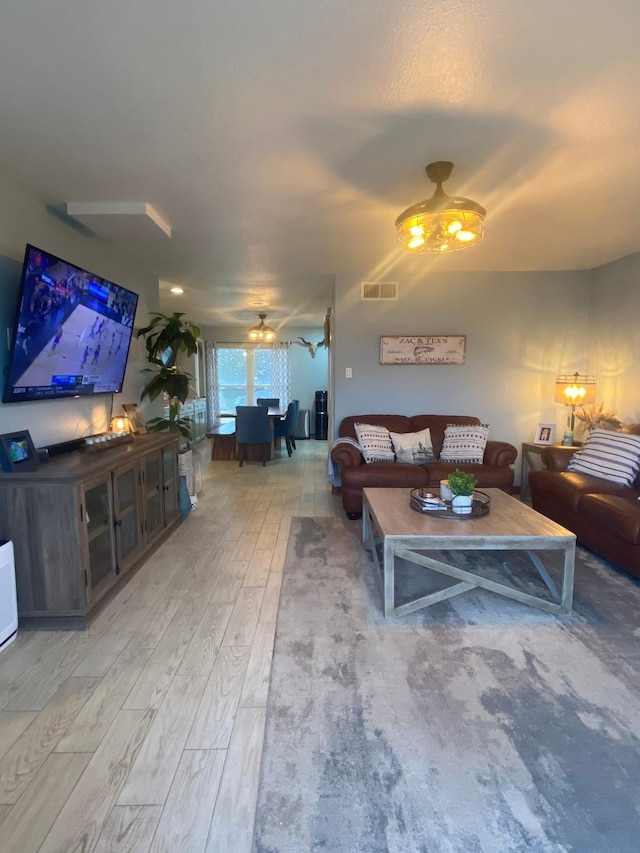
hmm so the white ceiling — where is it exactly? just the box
[1,1,640,330]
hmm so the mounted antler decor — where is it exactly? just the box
[290,309,331,358]
[292,336,321,358]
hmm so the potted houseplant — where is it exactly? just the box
[136,312,201,438]
[574,402,623,444]
[447,468,478,514]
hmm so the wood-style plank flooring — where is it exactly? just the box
[0,439,341,852]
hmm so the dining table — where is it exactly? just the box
[208,406,287,461]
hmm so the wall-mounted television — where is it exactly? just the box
[3,244,139,403]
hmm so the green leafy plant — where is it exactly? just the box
[136,312,201,438]
[447,468,478,496]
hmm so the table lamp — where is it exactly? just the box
[554,372,596,444]
[109,415,131,435]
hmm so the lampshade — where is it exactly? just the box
[554,373,597,407]
[109,415,130,434]
[554,372,597,439]
[247,313,277,342]
[395,161,486,254]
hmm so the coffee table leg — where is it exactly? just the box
[384,538,395,617]
[527,540,576,614]
[527,552,561,603]
[561,539,576,613]
[362,499,371,548]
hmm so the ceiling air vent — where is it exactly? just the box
[361,281,398,301]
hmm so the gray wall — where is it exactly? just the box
[333,270,592,482]
[0,168,160,447]
[289,331,328,420]
[590,250,640,423]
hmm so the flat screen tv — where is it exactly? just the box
[3,244,139,403]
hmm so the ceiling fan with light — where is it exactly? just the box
[395,161,486,254]
[247,313,277,342]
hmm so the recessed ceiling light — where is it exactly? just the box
[170,286,184,294]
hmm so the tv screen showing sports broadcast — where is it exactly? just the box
[3,244,139,403]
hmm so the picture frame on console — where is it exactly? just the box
[122,403,148,435]
[534,423,555,445]
[0,430,39,472]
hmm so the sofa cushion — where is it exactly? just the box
[528,469,633,512]
[354,422,395,463]
[439,424,489,464]
[567,429,640,486]
[409,415,480,457]
[579,494,640,546]
[424,462,514,492]
[389,427,435,464]
[342,462,429,492]
[339,415,411,440]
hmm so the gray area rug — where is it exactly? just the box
[253,516,640,853]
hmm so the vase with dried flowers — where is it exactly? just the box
[574,402,623,443]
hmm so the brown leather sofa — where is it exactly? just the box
[529,425,640,580]
[331,414,517,518]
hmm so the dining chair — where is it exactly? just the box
[256,398,280,407]
[235,406,273,466]
[273,401,297,457]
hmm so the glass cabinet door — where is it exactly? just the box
[144,453,164,539]
[162,445,179,523]
[113,462,142,569]
[84,476,116,600]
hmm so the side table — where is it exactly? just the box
[520,442,579,503]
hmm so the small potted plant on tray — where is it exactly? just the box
[447,468,478,515]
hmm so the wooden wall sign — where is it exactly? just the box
[380,335,466,365]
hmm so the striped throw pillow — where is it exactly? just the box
[354,423,395,463]
[439,424,489,464]
[567,429,640,486]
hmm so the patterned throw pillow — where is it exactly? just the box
[354,423,395,463]
[567,429,640,486]
[388,427,436,465]
[439,424,489,464]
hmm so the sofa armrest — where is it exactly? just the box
[330,442,364,470]
[541,446,576,471]
[484,440,517,467]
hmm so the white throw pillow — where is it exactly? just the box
[389,427,436,465]
[354,423,395,463]
[439,424,489,464]
[567,429,640,486]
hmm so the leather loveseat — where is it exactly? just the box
[331,414,517,518]
[529,425,640,580]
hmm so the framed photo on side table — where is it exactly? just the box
[534,423,555,445]
[122,403,148,435]
[0,430,39,472]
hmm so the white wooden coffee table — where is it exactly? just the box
[362,488,576,617]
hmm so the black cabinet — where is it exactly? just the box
[315,390,328,440]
